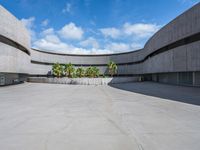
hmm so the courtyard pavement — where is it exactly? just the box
[0,82,199,150]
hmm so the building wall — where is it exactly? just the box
[0,3,200,86]
[0,5,31,85]
[29,3,200,77]
[0,5,30,51]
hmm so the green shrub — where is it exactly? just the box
[85,67,92,78]
[52,63,63,78]
[64,63,75,78]
[72,72,77,78]
[76,67,85,78]
[93,67,100,77]
[85,66,100,78]
[52,63,104,78]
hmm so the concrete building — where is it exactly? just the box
[0,3,200,86]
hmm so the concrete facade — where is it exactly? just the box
[0,5,30,84]
[0,3,200,85]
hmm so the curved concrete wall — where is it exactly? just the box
[29,48,144,75]
[0,5,31,84]
[30,3,200,76]
[145,4,200,54]
[0,6,30,52]
[0,3,200,86]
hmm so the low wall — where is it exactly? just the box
[28,77,140,85]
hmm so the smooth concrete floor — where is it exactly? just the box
[0,82,200,150]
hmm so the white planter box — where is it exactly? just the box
[28,77,140,85]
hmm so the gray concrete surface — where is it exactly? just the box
[0,82,199,150]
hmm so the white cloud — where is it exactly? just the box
[24,16,159,54]
[41,28,55,36]
[130,43,143,50]
[33,28,113,54]
[41,19,49,27]
[62,3,72,13]
[123,23,160,38]
[80,37,99,49]
[100,23,160,40]
[44,35,61,44]
[33,24,146,54]
[100,27,121,39]
[105,42,130,52]
[33,38,114,54]
[87,48,113,54]
[33,38,70,52]
[21,17,36,40]
[58,22,84,40]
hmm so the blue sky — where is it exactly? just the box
[1,0,199,54]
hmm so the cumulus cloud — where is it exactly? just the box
[41,28,55,36]
[33,38,113,54]
[100,27,121,39]
[33,38,71,52]
[130,43,143,50]
[44,35,61,44]
[105,42,130,52]
[34,30,139,54]
[58,22,84,40]
[79,37,99,49]
[33,28,113,54]
[123,23,160,38]
[105,42,143,52]
[23,15,159,54]
[100,23,160,40]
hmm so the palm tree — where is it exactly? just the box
[92,67,100,78]
[85,66,100,78]
[52,63,63,78]
[76,67,85,78]
[64,63,75,78]
[107,61,117,77]
[85,67,93,78]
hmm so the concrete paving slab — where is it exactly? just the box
[0,82,199,150]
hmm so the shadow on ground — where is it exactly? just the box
[109,82,200,106]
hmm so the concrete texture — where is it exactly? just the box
[28,3,200,75]
[0,5,30,75]
[0,43,30,73]
[1,3,200,85]
[0,5,30,50]
[0,82,199,150]
[28,77,140,85]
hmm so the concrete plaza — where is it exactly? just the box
[0,82,199,150]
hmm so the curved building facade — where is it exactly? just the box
[0,5,31,85]
[0,3,200,86]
